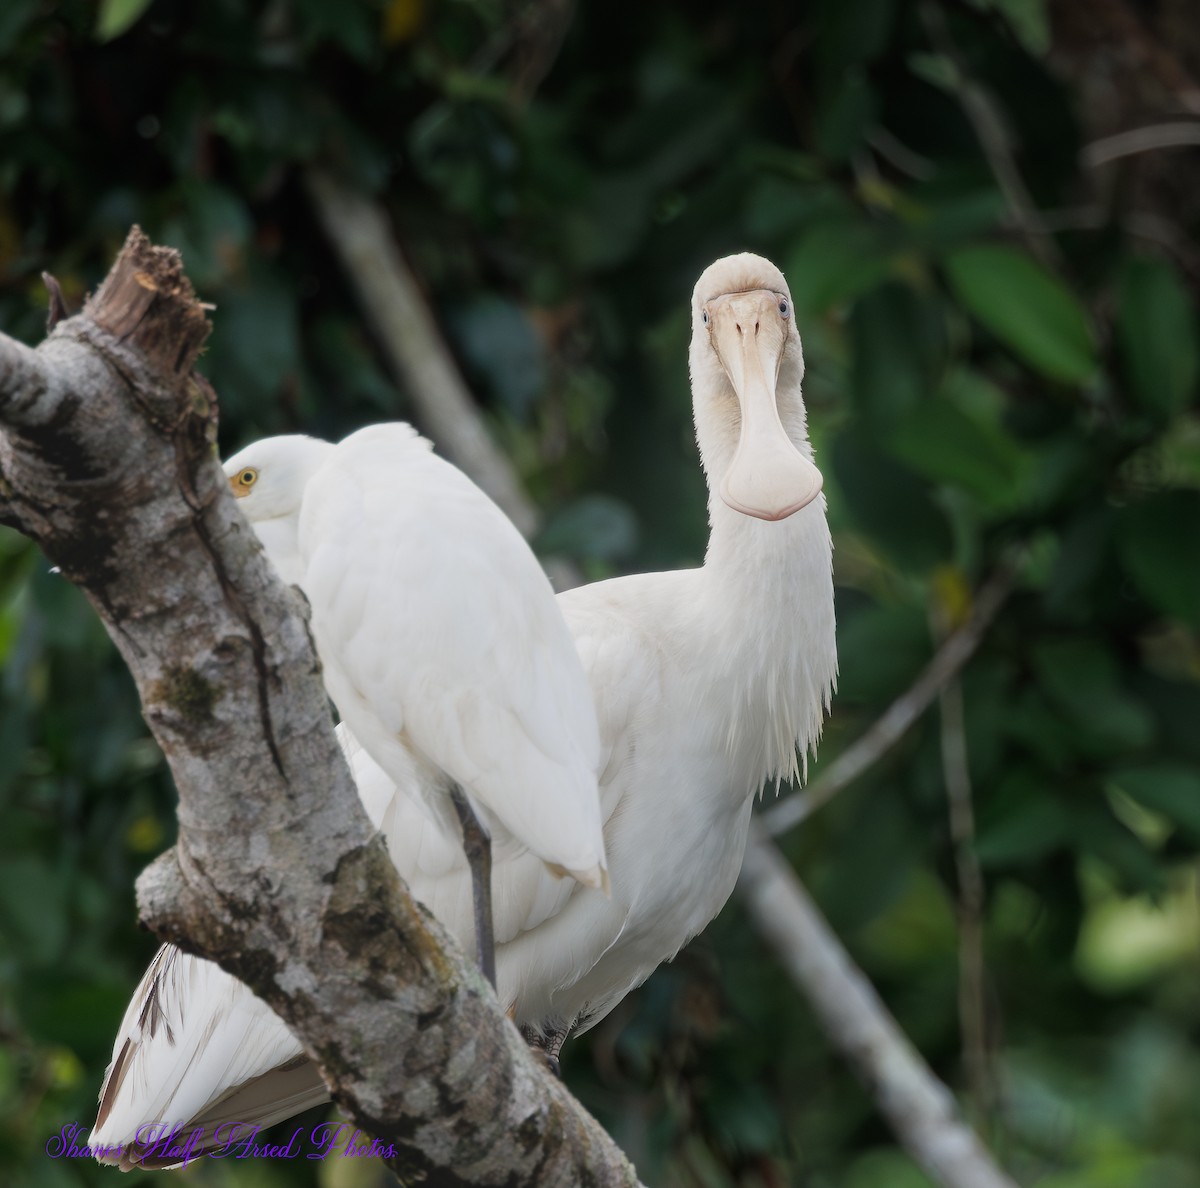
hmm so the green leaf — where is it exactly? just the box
[859,869,957,963]
[1117,491,1200,626]
[1006,690,1074,769]
[16,975,133,1061]
[0,0,39,55]
[944,243,1098,384]
[850,283,945,423]
[900,181,1008,249]
[888,396,1028,509]
[1044,507,1111,616]
[160,181,252,289]
[1031,639,1156,758]
[1110,765,1200,843]
[832,432,953,571]
[0,857,67,962]
[1118,257,1199,417]
[985,0,1051,56]
[784,214,894,315]
[975,769,1073,865]
[446,296,545,420]
[1075,809,1166,894]
[204,271,300,415]
[815,71,876,160]
[816,0,896,77]
[95,0,153,42]
[845,1149,936,1188]
[836,600,931,703]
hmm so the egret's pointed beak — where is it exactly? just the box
[709,293,823,521]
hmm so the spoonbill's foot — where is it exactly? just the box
[520,1023,568,1079]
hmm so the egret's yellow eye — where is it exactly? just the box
[230,467,258,497]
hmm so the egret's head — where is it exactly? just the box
[689,253,822,522]
[222,435,335,523]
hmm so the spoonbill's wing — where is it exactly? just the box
[557,574,669,820]
[299,425,606,888]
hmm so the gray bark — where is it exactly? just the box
[0,228,641,1188]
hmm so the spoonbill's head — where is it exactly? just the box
[222,434,335,525]
[689,253,823,522]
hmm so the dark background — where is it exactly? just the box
[2,0,1200,1184]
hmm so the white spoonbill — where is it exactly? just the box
[91,251,835,1162]
[508,250,835,1054]
[226,423,608,981]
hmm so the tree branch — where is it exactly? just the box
[937,659,992,1124]
[303,168,540,539]
[0,330,54,428]
[0,228,641,1187]
[1082,120,1200,167]
[921,2,1062,270]
[738,822,1020,1188]
[763,562,1016,836]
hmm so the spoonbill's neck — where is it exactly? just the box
[693,427,836,793]
[695,355,825,590]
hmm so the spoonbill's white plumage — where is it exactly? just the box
[91,252,836,1164]
[509,251,835,1041]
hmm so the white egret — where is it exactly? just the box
[91,252,836,1165]
[226,423,608,982]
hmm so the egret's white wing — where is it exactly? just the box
[89,945,320,1169]
[91,722,587,1166]
[343,723,579,950]
[300,424,606,887]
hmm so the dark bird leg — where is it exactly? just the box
[519,1022,569,1079]
[449,782,496,989]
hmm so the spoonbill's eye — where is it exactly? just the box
[778,299,790,318]
[240,469,257,486]
[701,309,710,326]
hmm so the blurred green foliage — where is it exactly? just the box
[2,1,1199,1185]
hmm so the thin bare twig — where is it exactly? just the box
[935,633,992,1124]
[921,3,1062,270]
[305,168,587,591]
[1020,205,1200,280]
[763,563,1017,837]
[738,822,1021,1188]
[303,168,540,540]
[868,126,938,180]
[1082,121,1200,168]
